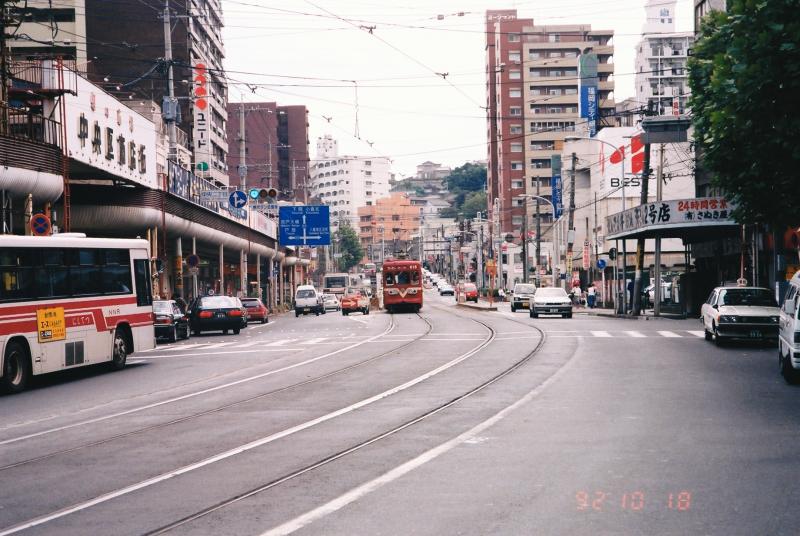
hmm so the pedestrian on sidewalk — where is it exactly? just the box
[498,288,506,302]
[587,284,597,309]
[570,285,582,308]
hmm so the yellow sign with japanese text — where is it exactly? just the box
[37,307,66,343]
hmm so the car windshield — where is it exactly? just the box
[199,296,238,308]
[296,290,316,298]
[536,288,568,298]
[242,299,260,307]
[719,288,776,307]
[153,301,172,313]
[515,284,536,294]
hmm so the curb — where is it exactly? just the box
[456,302,497,312]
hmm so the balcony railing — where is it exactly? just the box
[1,104,61,148]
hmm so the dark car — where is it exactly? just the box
[242,297,269,324]
[153,300,190,342]
[188,296,245,335]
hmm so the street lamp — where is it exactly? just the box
[565,135,628,314]
[515,194,562,287]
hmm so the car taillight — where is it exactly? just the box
[228,310,243,317]
[199,311,213,318]
[155,315,171,324]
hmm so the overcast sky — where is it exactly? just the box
[221,0,693,178]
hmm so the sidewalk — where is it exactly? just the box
[456,298,497,312]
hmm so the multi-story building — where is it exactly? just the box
[486,9,615,237]
[635,0,694,116]
[357,193,422,262]
[225,103,310,200]
[8,0,231,186]
[6,0,87,65]
[310,135,391,231]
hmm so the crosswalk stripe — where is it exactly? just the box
[161,344,206,351]
[301,337,328,345]
[232,341,265,348]
[625,331,647,338]
[591,331,612,338]
[687,330,706,338]
[658,330,681,338]
[201,342,236,349]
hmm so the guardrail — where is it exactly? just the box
[0,104,61,147]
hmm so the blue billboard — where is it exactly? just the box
[279,205,331,246]
[579,53,599,137]
[551,174,563,219]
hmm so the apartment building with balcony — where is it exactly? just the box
[311,136,391,231]
[486,9,615,237]
[635,0,694,116]
[357,193,421,263]
[6,0,87,66]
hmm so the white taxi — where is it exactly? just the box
[701,286,780,346]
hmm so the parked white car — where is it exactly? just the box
[700,286,780,345]
[779,272,800,384]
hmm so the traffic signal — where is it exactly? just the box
[249,188,279,202]
[608,247,617,260]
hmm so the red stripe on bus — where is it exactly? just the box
[0,311,153,336]
[0,296,138,316]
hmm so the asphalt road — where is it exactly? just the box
[1,291,797,535]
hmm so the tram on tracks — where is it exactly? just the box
[382,259,423,313]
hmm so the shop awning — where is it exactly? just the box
[606,197,740,242]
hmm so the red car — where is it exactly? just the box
[460,283,479,302]
[341,289,370,316]
[241,297,269,324]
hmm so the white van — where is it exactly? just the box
[294,285,323,317]
[779,271,800,384]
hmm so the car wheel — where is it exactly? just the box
[704,326,712,341]
[780,349,800,385]
[223,329,229,335]
[511,304,516,312]
[193,328,201,336]
[1,340,31,394]
[182,325,191,340]
[566,313,573,319]
[262,317,267,324]
[168,326,177,343]
[233,328,240,335]
[315,311,320,316]
[295,311,300,318]
[713,323,724,347]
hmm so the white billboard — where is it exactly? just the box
[594,127,645,199]
[65,72,157,189]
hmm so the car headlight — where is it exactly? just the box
[719,315,737,323]
[770,316,779,323]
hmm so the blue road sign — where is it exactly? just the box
[229,190,247,209]
[31,213,51,236]
[279,205,331,246]
[597,258,607,270]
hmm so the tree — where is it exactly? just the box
[445,163,487,193]
[688,0,800,226]
[461,191,488,219]
[336,223,364,272]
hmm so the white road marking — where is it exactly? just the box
[658,330,681,338]
[160,344,208,351]
[200,342,236,349]
[260,328,579,536]
[0,320,396,447]
[0,324,494,535]
[249,321,278,330]
[264,339,297,347]
[300,338,328,345]
[591,331,612,338]
[232,341,267,349]
[687,330,706,337]
[347,316,368,325]
[625,331,647,338]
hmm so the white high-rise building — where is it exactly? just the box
[310,135,391,230]
[635,0,694,115]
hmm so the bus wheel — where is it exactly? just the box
[2,340,31,394]
[110,329,128,371]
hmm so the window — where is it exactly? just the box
[510,124,523,135]
[509,70,521,80]
[512,180,524,188]
[530,159,552,169]
[510,142,523,152]
[134,259,152,307]
[528,50,540,59]
[508,33,520,42]
[548,34,560,43]
[509,51,521,62]
[512,215,523,225]
[509,88,521,98]
[509,106,522,116]
[511,162,523,171]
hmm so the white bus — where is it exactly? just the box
[0,235,156,393]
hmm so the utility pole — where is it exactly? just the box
[521,201,528,284]
[163,0,178,162]
[0,0,10,134]
[238,103,247,190]
[653,143,664,316]
[535,177,541,286]
[631,137,652,316]
[566,152,577,287]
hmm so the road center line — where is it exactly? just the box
[0,322,495,535]
[0,318,396,447]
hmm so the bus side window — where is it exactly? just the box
[134,259,153,306]
[411,271,420,285]
[385,273,395,286]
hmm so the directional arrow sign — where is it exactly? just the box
[279,205,330,246]
[229,190,248,209]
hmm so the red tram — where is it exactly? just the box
[382,260,423,313]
